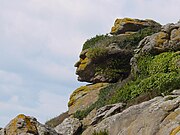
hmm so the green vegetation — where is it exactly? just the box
[92,130,109,135]
[82,35,108,50]
[111,52,180,103]
[45,112,69,128]
[87,47,108,59]
[74,52,180,120]
[94,55,132,82]
[110,72,180,104]
[82,27,159,51]
[137,52,180,78]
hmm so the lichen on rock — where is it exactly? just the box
[68,83,108,114]
[0,114,58,135]
[110,18,161,35]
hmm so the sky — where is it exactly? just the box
[0,0,180,127]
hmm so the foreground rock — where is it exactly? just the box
[90,102,126,125]
[82,95,180,135]
[55,117,81,135]
[0,114,59,135]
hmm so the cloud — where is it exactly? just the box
[0,90,68,127]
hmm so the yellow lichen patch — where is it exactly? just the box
[170,126,180,135]
[78,57,90,71]
[111,18,147,34]
[5,114,38,135]
[154,32,168,47]
[163,109,180,124]
[171,29,180,40]
[68,83,108,107]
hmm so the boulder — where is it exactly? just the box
[54,117,81,135]
[68,83,108,114]
[82,95,180,135]
[90,102,126,125]
[110,18,161,35]
[0,114,58,135]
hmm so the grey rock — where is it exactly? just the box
[55,117,82,135]
[0,114,59,135]
[131,21,180,77]
[171,89,180,95]
[82,96,180,135]
[91,103,125,125]
[161,23,178,33]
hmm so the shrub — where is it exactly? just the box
[82,27,158,51]
[82,35,109,50]
[137,52,180,78]
[45,111,69,128]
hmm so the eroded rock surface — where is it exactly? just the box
[68,83,108,114]
[110,18,161,35]
[90,102,126,125]
[55,117,81,135]
[82,95,180,135]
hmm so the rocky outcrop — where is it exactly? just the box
[0,114,59,135]
[1,18,180,135]
[75,18,161,83]
[82,94,180,135]
[68,83,108,114]
[110,18,161,35]
[137,22,180,55]
[90,102,126,125]
[54,117,81,135]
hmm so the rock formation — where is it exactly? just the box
[82,94,180,135]
[0,114,59,135]
[1,18,180,135]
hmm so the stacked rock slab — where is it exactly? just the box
[82,93,180,135]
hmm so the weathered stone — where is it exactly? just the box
[91,103,125,125]
[55,117,81,135]
[137,21,180,55]
[68,83,108,114]
[82,109,97,127]
[0,114,58,135]
[110,18,161,35]
[82,95,180,135]
[131,21,180,77]
[161,23,178,34]
[172,89,180,95]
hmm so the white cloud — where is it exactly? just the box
[0,90,68,127]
